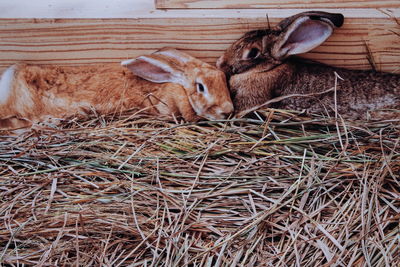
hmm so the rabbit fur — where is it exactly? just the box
[0,48,234,130]
[217,11,400,120]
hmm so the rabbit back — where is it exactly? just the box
[8,65,156,120]
[274,59,400,119]
[0,64,193,126]
[230,59,400,120]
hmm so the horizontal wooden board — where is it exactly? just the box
[0,17,399,74]
[0,1,399,19]
[155,0,400,9]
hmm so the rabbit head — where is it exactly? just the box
[123,48,233,120]
[217,11,344,77]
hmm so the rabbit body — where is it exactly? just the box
[2,64,192,122]
[230,58,400,119]
[0,48,234,130]
[218,11,400,120]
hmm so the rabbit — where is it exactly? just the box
[216,11,400,120]
[0,48,234,130]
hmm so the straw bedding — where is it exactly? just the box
[1,109,399,266]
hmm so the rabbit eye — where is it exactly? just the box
[244,48,260,60]
[196,82,207,94]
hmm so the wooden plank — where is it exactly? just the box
[0,1,398,19]
[155,0,400,9]
[0,17,399,74]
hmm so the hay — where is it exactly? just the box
[0,109,399,266]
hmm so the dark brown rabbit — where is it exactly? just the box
[217,11,400,120]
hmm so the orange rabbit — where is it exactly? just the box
[0,48,234,130]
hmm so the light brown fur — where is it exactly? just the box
[0,48,233,130]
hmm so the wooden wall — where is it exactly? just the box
[0,2,399,74]
[156,0,400,9]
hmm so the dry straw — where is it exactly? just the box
[1,108,399,266]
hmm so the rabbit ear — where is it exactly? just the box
[277,11,344,31]
[271,13,343,60]
[121,55,185,85]
[154,48,194,64]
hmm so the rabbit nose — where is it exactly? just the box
[219,102,234,118]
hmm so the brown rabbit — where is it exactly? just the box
[0,48,234,130]
[217,11,400,120]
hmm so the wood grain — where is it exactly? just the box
[0,17,399,74]
[155,0,400,9]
